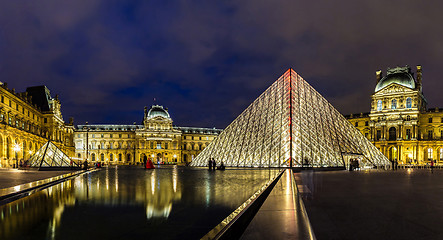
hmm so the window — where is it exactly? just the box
[406,129,411,140]
[100,153,104,162]
[429,118,433,123]
[376,130,381,140]
[119,154,122,161]
[101,134,104,138]
[406,97,412,108]
[119,134,122,138]
[150,142,154,149]
[157,143,162,149]
[365,121,368,126]
[365,133,368,138]
[406,116,411,121]
[110,134,113,138]
[110,154,113,161]
[165,143,168,149]
[92,134,95,138]
[354,122,358,127]
[1,96,3,103]
[441,118,443,123]
[92,153,96,161]
[428,130,433,140]
[391,99,397,109]
[440,149,443,161]
[428,148,433,160]
[377,100,382,111]
[441,130,443,140]
[44,118,47,123]
[388,127,396,141]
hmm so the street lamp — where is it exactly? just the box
[13,144,20,168]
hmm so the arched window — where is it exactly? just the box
[377,100,382,111]
[77,153,81,158]
[92,153,96,161]
[428,148,433,160]
[389,127,396,141]
[127,154,131,162]
[118,153,122,161]
[100,153,104,162]
[406,97,412,108]
[391,99,397,109]
[110,154,113,161]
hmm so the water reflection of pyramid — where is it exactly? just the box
[191,69,390,168]
[27,141,78,169]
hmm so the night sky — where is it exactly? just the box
[1,1,443,129]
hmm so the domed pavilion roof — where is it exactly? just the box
[147,105,170,119]
[375,66,416,92]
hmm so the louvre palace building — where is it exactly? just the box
[0,84,75,168]
[346,65,443,164]
[73,105,222,165]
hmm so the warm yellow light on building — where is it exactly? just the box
[13,144,21,153]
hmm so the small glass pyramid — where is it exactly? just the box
[27,141,80,170]
[191,69,390,168]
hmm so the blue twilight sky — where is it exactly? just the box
[1,1,443,128]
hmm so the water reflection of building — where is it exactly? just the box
[347,65,443,164]
[0,84,75,167]
[74,105,222,165]
[0,167,183,240]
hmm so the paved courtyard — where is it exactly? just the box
[0,169,71,189]
[295,169,443,240]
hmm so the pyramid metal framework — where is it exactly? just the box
[191,69,390,168]
[27,141,79,169]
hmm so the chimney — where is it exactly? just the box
[416,65,422,90]
[376,70,382,84]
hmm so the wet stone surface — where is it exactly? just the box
[0,166,279,240]
[296,169,443,240]
[0,169,71,189]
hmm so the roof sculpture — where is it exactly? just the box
[26,141,79,170]
[191,69,390,168]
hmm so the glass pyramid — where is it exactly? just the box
[191,69,390,168]
[27,141,79,169]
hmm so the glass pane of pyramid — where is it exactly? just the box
[191,69,390,168]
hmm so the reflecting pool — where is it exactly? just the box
[0,166,279,240]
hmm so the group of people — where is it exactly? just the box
[349,158,360,171]
[208,158,225,170]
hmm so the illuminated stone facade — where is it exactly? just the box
[347,65,443,164]
[0,84,75,168]
[74,105,222,165]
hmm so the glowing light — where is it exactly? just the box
[13,144,21,152]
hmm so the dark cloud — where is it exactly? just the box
[1,0,443,128]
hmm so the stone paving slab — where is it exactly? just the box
[296,169,443,240]
[240,169,315,240]
[0,169,71,189]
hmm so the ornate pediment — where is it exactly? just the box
[374,83,415,96]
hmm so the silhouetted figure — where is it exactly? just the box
[83,160,88,170]
[208,159,213,170]
[212,159,216,170]
[218,161,225,170]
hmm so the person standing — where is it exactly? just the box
[208,158,212,170]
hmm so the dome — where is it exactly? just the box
[375,67,416,92]
[147,105,170,119]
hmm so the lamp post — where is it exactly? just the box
[13,143,20,168]
[84,121,89,165]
